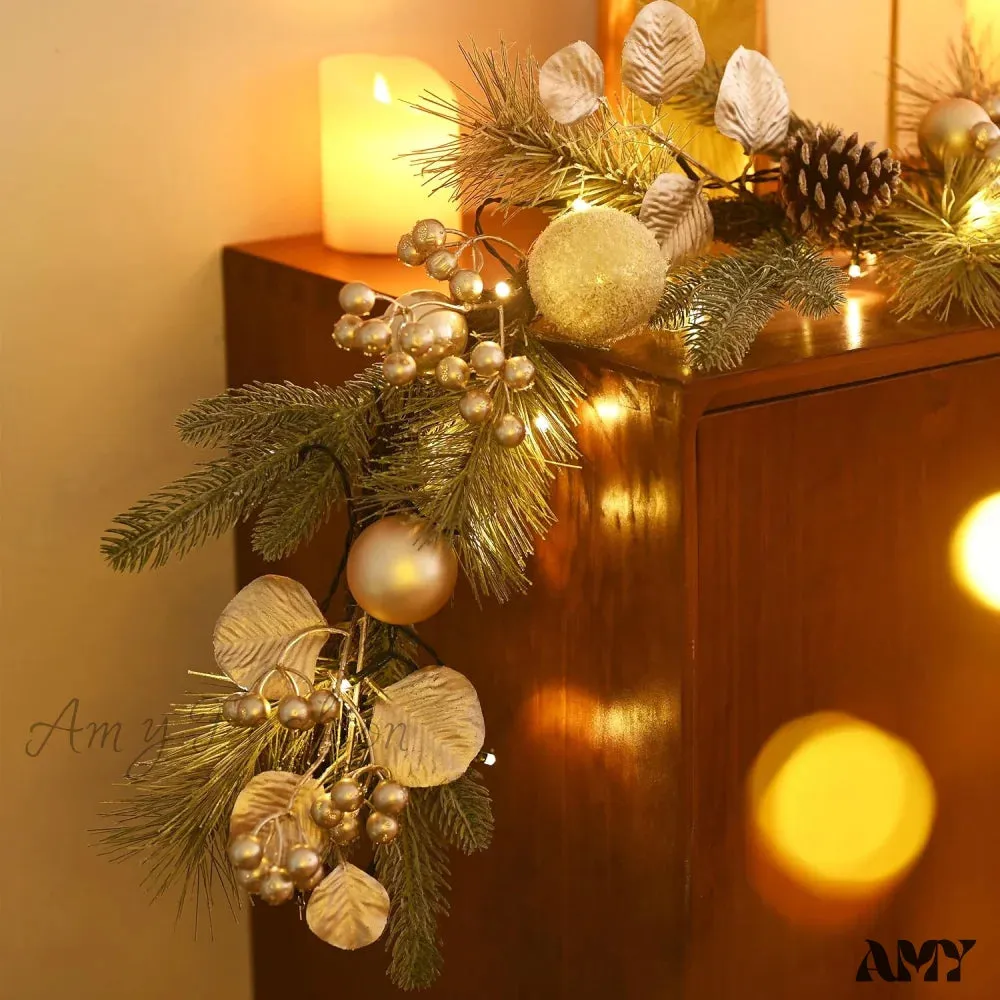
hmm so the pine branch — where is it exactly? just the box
[652,235,845,371]
[426,770,494,855]
[101,441,308,572]
[412,41,675,214]
[361,338,583,601]
[872,160,1000,324]
[376,790,451,991]
[176,381,351,448]
[96,685,318,914]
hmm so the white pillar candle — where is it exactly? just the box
[319,54,461,254]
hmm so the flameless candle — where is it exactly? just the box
[319,54,461,254]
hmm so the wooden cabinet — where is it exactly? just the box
[223,234,1000,999]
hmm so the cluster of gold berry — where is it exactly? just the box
[227,831,325,905]
[222,676,340,731]
[309,774,409,849]
[331,218,536,448]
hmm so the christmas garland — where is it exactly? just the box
[98,3,999,993]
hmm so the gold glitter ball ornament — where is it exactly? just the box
[436,355,470,390]
[527,207,666,346]
[493,413,526,448]
[330,812,362,845]
[227,834,263,870]
[426,249,459,280]
[397,233,425,266]
[366,811,400,845]
[357,319,391,356]
[371,780,409,815]
[330,776,365,812]
[411,218,448,253]
[310,794,343,829]
[918,98,992,168]
[971,120,1000,152]
[346,515,459,625]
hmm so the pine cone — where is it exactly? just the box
[779,128,902,238]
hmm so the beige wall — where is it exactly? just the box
[0,3,594,999]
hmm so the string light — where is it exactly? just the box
[593,398,623,422]
[571,196,591,212]
[533,413,551,433]
[847,262,863,279]
[494,280,512,299]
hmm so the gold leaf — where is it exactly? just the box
[714,47,790,154]
[371,666,485,787]
[213,575,327,696]
[621,1,706,106]
[538,41,605,125]
[639,173,714,263]
[230,770,327,864]
[306,863,390,951]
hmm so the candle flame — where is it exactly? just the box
[373,73,392,104]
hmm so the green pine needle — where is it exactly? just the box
[426,769,494,855]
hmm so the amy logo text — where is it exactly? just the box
[857,939,976,982]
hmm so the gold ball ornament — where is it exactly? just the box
[366,811,401,845]
[984,93,1000,124]
[347,515,458,624]
[297,865,325,892]
[339,282,376,317]
[971,120,1000,152]
[382,352,418,387]
[285,845,322,880]
[458,388,493,424]
[259,869,295,906]
[502,355,535,390]
[308,689,339,724]
[222,692,242,724]
[918,98,992,168]
[310,794,343,829]
[470,340,505,376]
[357,319,392,356]
[235,866,266,893]
[399,321,436,357]
[425,249,459,281]
[493,413,526,448]
[397,233,425,267]
[227,834,263,870]
[527,206,666,346]
[449,269,484,303]
[984,138,1000,164]
[436,355,470,390]
[330,812,362,845]
[277,694,313,730]
[330,776,364,812]
[236,693,270,727]
[390,293,468,361]
[411,218,448,253]
[333,314,363,350]
[371,781,409,815]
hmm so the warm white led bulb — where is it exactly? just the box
[494,280,512,299]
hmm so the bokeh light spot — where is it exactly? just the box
[952,492,1000,612]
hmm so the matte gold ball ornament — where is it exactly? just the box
[236,693,270,727]
[346,515,458,625]
[502,356,536,390]
[259,868,295,906]
[330,776,365,812]
[286,845,322,880]
[277,694,312,730]
[310,794,343,830]
[227,833,263,870]
[449,269,484,303]
[493,413,526,448]
[371,780,409,816]
[366,811,401,845]
[331,812,362,845]
[917,97,992,168]
[399,321,435,357]
[458,388,493,424]
[382,352,418,387]
[357,319,392,356]
[470,340,505,376]
[333,314,363,349]
[527,206,666,346]
[984,93,1000,124]
[222,692,242,724]
[339,282,376,317]
[235,866,266,893]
